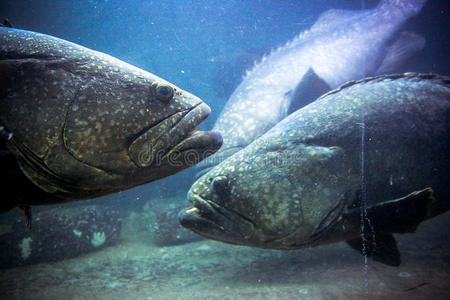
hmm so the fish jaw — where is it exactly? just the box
[124,102,223,187]
[179,191,255,246]
[128,102,218,168]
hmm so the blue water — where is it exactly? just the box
[1,1,449,299]
[4,0,448,128]
[3,0,449,122]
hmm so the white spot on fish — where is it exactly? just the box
[398,272,412,278]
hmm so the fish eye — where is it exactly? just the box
[210,175,230,197]
[151,82,174,103]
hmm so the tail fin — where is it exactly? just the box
[378,0,427,17]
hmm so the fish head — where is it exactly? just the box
[180,144,302,248]
[62,65,223,196]
[179,163,258,247]
[0,28,222,199]
[180,140,357,249]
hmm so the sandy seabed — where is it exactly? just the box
[1,213,449,300]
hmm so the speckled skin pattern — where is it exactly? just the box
[0,28,221,206]
[0,205,122,268]
[196,0,426,175]
[182,73,449,250]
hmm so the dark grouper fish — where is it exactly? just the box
[180,73,450,266]
[0,27,222,216]
[195,0,427,177]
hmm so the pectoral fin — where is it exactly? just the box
[345,188,434,266]
[347,233,400,266]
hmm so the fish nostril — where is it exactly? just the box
[210,175,230,197]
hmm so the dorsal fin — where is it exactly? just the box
[377,0,427,17]
[311,9,360,32]
[287,67,331,115]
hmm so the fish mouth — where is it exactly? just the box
[178,191,255,245]
[129,103,222,168]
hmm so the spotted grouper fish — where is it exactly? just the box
[0,27,222,218]
[180,73,450,266]
[195,0,427,177]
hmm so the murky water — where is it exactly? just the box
[1,1,449,299]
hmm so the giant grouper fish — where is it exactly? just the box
[180,73,450,266]
[195,0,427,177]
[0,27,222,225]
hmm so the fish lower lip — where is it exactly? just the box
[178,200,222,234]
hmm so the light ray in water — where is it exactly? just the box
[358,75,377,296]
[359,0,370,294]
[358,118,369,294]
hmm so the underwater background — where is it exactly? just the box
[0,0,449,299]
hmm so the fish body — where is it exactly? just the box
[180,73,450,266]
[0,27,222,212]
[196,0,427,176]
